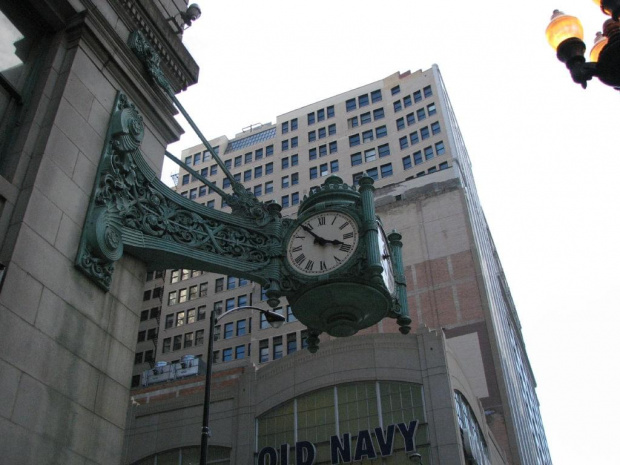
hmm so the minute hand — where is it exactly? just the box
[301,224,328,246]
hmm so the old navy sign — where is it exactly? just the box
[258,420,419,465]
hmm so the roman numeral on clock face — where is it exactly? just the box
[294,254,306,265]
[318,216,326,226]
[292,245,302,252]
[343,232,354,240]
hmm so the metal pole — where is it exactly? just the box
[199,309,216,465]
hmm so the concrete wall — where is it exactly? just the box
[0,1,196,463]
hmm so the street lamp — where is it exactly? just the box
[546,3,620,89]
[199,305,285,465]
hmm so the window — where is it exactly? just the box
[358,94,369,107]
[367,167,379,180]
[234,155,242,167]
[189,285,198,300]
[182,174,190,185]
[189,188,197,200]
[173,335,182,351]
[184,332,194,348]
[413,90,422,103]
[198,305,207,320]
[439,161,449,170]
[371,89,382,103]
[237,294,247,307]
[255,148,264,159]
[329,141,338,153]
[235,345,245,359]
[144,350,154,363]
[362,130,373,143]
[162,338,171,353]
[381,163,393,178]
[399,137,409,150]
[352,172,364,185]
[259,339,269,363]
[431,122,441,135]
[215,278,224,292]
[223,178,231,189]
[423,85,433,97]
[330,160,339,173]
[265,181,274,194]
[291,192,299,205]
[328,124,336,135]
[207,200,215,209]
[309,148,317,160]
[414,151,423,165]
[176,311,185,327]
[181,269,190,280]
[327,105,335,118]
[178,288,188,303]
[168,291,177,306]
[281,140,288,151]
[318,127,326,139]
[255,166,263,178]
[237,320,247,336]
[185,156,192,165]
[254,184,262,197]
[286,305,296,322]
[187,308,196,324]
[282,175,290,188]
[360,112,371,125]
[378,144,390,158]
[224,322,234,339]
[319,145,327,157]
[307,112,315,125]
[376,126,387,138]
[222,348,233,362]
[435,141,446,155]
[427,103,437,116]
[320,163,328,177]
[265,162,274,174]
[170,270,180,283]
[291,172,299,185]
[213,301,223,315]
[225,159,232,169]
[410,131,419,145]
[198,185,207,197]
[424,146,434,160]
[420,126,430,140]
[396,118,405,130]
[282,157,290,169]
[195,330,205,346]
[428,166,437,173]
[137,330,146,343]
[403,156,412,170]
[134,352,143,365]
[140,309,149,321]
[266,145,274,156]
[393,100,403,112]
[417,108,426,121]
[348,116,359,128]
[226,297,235,311]
[391,85,400,95]
[350,153,362,166]
[291,136,298,148]
[227,276,237,290]
[403,95,412,107]
[282,121,289,134]
[317,108,325,121]
[165,314,174,329]
[273,336,283,360]
[291,154,298,166]
[291,118,298,130]
[309,167,318,179]
[346,98,356,112]
[281,195,290,208]
[373,108,385,121]
[365,149,376,162]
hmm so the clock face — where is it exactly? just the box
[287,211,359,276]
[377,224,396,295]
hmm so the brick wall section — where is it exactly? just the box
[406,250,484,332]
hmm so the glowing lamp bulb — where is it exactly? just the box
[546,10,584,50]
[590,31,608,61]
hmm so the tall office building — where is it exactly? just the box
[126,67,551,464]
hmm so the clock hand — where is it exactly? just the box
[301,224,327,246]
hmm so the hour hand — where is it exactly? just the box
[301,224,327,245]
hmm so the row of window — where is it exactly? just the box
[281,136,298,151]
[167,282,208,305]
[281,154,298,170]
[228,145,274,169]
[137,327,158,343]
[307,105,335,125]
[162,329,205,353]
[398,122,441,149]
[345,89,382,112]
[348,125,388,147]
[164,305,207,329]
[308,123,336,142]
[352,163,394,184]
[140,307,160,322]
[181,164,218,185]
[281,192,300,208]
[350,144,391,166]
[395,104,436,131]
[222,161,274,188]
[308,141,338,160]
[391,83,433,100]
[309,160,339,179]
[145,270,164,282]
[401,142,446,169]
[281,118,298,134]
[169,269,204,284]
[143,287,163,301]
[258,330,307,363]
[183,146,219,167]
[404,162,450,178]
[134,349,154,365]
[348,107,385,129]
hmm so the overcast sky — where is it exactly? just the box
[164,1,620,462]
